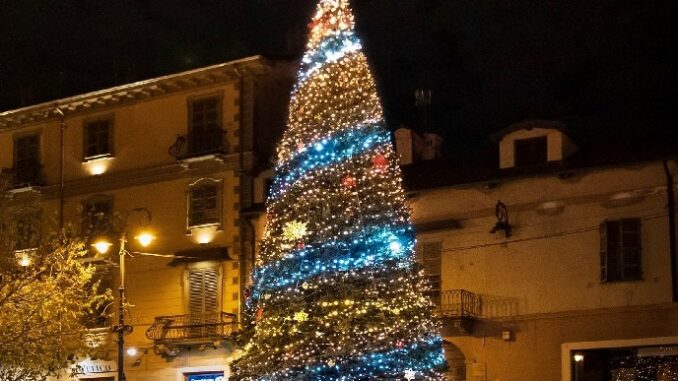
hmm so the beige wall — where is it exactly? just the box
[0,64,265,380]
[411,160,678,380]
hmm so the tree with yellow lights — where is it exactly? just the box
[231,1,447,380]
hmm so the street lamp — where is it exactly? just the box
[91,208,155,381]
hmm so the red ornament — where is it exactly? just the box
[342,175,356,189]
[371,154,388,172]
[256,308,264,322]
[296,240,306,249]
[396,339,405,348]
[243,288,251,300]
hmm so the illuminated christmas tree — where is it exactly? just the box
[231,0,447,379]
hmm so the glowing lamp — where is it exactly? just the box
[83,156,113,176]
[191,225,218,245]
[92,241,113,254]
[126,347,138,357]
[18,253,31,267]
[135,233,155,248]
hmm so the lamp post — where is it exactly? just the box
[92,208,155,381]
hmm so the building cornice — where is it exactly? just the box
[0,56,268,131]
[3,152,255,200]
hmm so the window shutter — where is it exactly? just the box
[189,269,220,315]
[203,269,219,313]
[416,242,442,306]
[621,219,642,280]
[600,221,609,282]
[189,270,204,315]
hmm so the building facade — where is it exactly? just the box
[399,121,678,381]
[0,56,294,381]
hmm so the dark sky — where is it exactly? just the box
[1,0,677,156]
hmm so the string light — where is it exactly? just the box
[231,0,447,380]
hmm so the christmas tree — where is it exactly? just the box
[231,0,447,379]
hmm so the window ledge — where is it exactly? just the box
[83,154,114,163]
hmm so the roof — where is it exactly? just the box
[403,119,678,191]
[0,56,268,131]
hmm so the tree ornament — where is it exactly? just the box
[371,153,388,172]
[283,220,308,241]
[327,359,336,367]
[342,175,356,189]
[301,281,310,290]
[396,339,405,348]
[404,369,417,381]
[256,308,264,322]
[243,288,251,300]
[293,310,309,322]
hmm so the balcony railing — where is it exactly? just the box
[1,165,44,189]
[146,312,238,344]
[169,129,229,160]
[437,289,481,318]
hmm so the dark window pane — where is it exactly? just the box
[514,136,548,167]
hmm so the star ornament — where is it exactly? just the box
[404,369,416,381]
[293,310,309,322]
[283,220,309,241]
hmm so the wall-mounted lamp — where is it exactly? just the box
[490,200,512,238]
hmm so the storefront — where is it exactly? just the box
[185,372,225,381]
[563,337,678,381]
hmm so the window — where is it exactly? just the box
[188,96,224,155]
[188,268,220,315]
[15,212,40,251]
[188,179,222,228]
[416,241,442,305]
[84,119,113,159]
[601,219,642,282]
[14,134,41,186]
[514,136,548,167]
[82,196,114,235]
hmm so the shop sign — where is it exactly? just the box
[74,359,116,375]
[186,373,225,381]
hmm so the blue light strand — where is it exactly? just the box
[258,336,446,381]
[253,224,414,294]
[271,123,391,201]
[295,31,363,86]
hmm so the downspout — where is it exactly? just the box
[663,159,678,303]
[234,67,249,323]
[55,106,66,231]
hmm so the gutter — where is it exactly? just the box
[663,159,678,303]
[55,106,66,230]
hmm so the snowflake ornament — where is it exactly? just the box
[293,310,309,322]
[283,220,309,241]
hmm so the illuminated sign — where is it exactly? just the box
[186,373,224,381]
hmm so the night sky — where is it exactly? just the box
[1,0,677,156]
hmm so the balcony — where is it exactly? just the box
[169,129,229,161]
[146,312,238,347]
[436,289,481,335]
[1,165,44,189]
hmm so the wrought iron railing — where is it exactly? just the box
[146,312,238,343]
[1,166,44,189]
[437,289,481,318]
[169,129,229,160]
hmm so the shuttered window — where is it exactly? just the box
[188,181,221,228]
[189,268,219,315]
[416,241,442,305]
[601,219,642,282]
[15,212,40,251]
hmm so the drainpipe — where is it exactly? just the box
[234,67,250,323]
[663,159,678,303]
[55,106,66,231]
